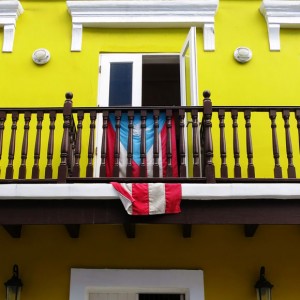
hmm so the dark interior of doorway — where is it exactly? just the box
[142,63,181,107]
[141,58,182,174]
[139,294,184,300]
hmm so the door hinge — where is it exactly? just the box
[99,66,101,73]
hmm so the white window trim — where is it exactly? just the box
[66,0,219,52]
[69,269,204,300]
[0,1,23,52]
[260,0,300,51]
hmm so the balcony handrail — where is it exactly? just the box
[1,91,300,184]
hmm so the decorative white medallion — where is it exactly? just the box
[0,1,23,52]
[67,0,219,52]
[234,47,252,63]
[260,0,300,51]
[32,48,51,65]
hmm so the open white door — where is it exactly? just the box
[179,27,201,177]
[94,54,142,176]
[180,27,199,107]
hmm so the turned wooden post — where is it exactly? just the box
[218,109,228,178]
[244,110,255,178]
[0,112,7,175]
[72,111,84,177]
[202,90,215,183]
[269,110,282,178]
[166,109,174,177]
[140,110,147,177]
[86,110,97,177]
[153,109,160,177]
[18,111,31,179]
[112,110,121,177]
[231,109,241,178]
[282,110,296,178]
[45,111,57,179]
[32,111,44,179]
[191,108,201,177]
[58,92,73,183]
[178,109,186,177]
[6,112,19,179]
[100,111,109,177]
[126,110,134,177]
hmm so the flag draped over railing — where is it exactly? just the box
[107,112,182,215]
[106,112,178,177]
[111,182,181,215]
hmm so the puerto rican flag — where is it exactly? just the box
[111,182,182,215]
[105,112,178,177]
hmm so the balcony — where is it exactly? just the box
[1,91,300,237]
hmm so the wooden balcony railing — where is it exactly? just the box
[0,91,300,184]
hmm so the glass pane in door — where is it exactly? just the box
[109,62,133,106]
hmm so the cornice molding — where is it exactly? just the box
[260,0,300,51]
[67,0,219,52]
[0,1,23,52]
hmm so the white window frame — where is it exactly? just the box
[99,54,143,107]
[0,0,23,52]
[66,0,219,52]
[69,269,205,300]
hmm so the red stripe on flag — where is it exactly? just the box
[165,184,181,214]
[106,121,116,177]
[132,183,149,215]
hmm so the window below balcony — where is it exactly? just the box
[69,269,204,300]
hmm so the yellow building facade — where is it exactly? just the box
[1,1,300,300]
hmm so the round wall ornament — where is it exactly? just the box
[32,48,50,65]
[234,47,252,63]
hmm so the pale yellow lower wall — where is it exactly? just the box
[0,224,299,300]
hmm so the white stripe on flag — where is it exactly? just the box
[117,183,133,214]
[148,183,166,214]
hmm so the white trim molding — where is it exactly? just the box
[260,0,300,51]
[0,1,23,52]
[67,0,219,52]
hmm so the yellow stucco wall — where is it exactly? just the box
[1,0,300,107]
[0,224,300,300]
[0,3,300,300]
[1,0,300,178]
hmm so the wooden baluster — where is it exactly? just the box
[231,109,241,178]
[32,111,44,179]
[218,109,228,178]
[202,91,215,182]
[244,110,255,178]
[153,109,160,177]
[100,111,109,177]
[0,112,7,176]
[166,109,173,177]
[283,110,296,178]
[140,110,147,177]
[72,111,84,177]
[45,111,57,179]
[191,109,201,177]
[6,112,19,179]
[179,109,186,177]
[269,110,282,178]
[86,111,97,177]
[18,111,31,179]
[295,110,300,153]
[113,110,121,177]
[58,92,73,183]
[126,110,134,177]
